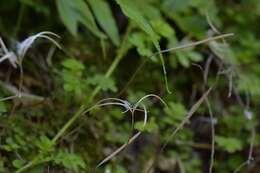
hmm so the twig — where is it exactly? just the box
[0,81,44,101]
[233,127,255,173]
[146,88,212,173]
[206,99,215,173]
[96,132,141,168]
[118,33,234,96]
[151,33,234,57]
[202,54,216,173]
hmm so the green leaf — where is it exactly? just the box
[162,0,190,14]
[115,0,171,93]
[115,0,158,40]
[12,159,24,169]
[215,136,243,153]
[238,73,260,96]
[0,102,7,115]
[36,136,55,153]
[177,52,190,67]
[150,20,175,38]
[164,102,187,122]
[56,0,106,38]
[87,74,117,92]
[209,40,237,64]
[115,165,127,173]
[62,72,86,95]
[87,0,120,46]
[135,117,158,132]
[62,58,85,72]
[53,149,86,171]
[19,0,50,15]
[187,51,203,62]
[129,32,152,56]
[56,0,78,36]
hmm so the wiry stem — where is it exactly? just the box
[15,25,133,173]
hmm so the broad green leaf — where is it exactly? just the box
[162,0,190,14]
[187,52,203,62]
[216,136,243,153]
[87,74,117,92]
[173,14,208,38]
[164,102,187,122]
[135,1,175,38]
[56,0,77,35]
[12,159,24,169]
[177,52,190,67]
[36,136,55,153]
[20,0,49,15]
[129,32,152,56]
[238,73,260,96]
[115,0,171,93]
[137,0,162,20]
[62,59,85,72]
[135,117,158,132]
[56,0,106,38]
[190,0,212,13]
[53,149,86,171]
[150,20,175,38]
[87,0,120,46]
[115,0,158,39]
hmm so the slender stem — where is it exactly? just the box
[51,105,86,143]
[15,23,133,173]
[88,24,132,102]
[88,47,127,102]
[14,4,26,38]
[15,158,38,173]
[152,33,234,57]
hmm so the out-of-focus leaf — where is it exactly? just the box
[19,0,49,15]
[56,0,106,38]
[215,136,243,153]
[135,117,158,132]
[238,73,260,96]
[87,74,117,92]
[0,102,7,115]
[56,0,78,36]
[164,102,187,122]
[115,0,158,40]
[187,52,203,62]
[129,32,152,56]
[36,136,55,153]
[151,20,175,38]
[62,58,85,72]
[173,15,208,38]
[87,0,120,46]
[162,0,190,14]
[116,0,170,93]
[209,40,237,64]
[53,149,86,171]
[177,52,190,67]
[12,159,24,169]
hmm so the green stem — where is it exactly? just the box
[51,105,86,143]
[15,23,133,173]
[15,158,38,173]
[14,4,26,38]
[88,24,132,102]
[88,45,128,102]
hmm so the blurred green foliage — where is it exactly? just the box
[0,0,259,173]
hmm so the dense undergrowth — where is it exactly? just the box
[0,0,259,173]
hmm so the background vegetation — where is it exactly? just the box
[0,0,259,172]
